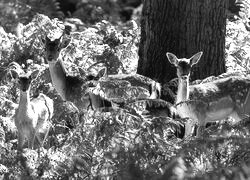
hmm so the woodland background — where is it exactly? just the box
[1,0,250,179]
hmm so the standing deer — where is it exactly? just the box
[166,52,250,137]
[44,34,161,111]
[11,68,53,150]
[44,35,112,110]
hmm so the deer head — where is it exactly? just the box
[166,52,203,80]
[19,72,40,91]
[10,68,40,92]
[43,35,70,63]
[44,36,62,62]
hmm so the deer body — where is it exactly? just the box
[167,52,250,137]
[48,60,67,101]
[48,59,92,109]
[103,74,161,99]
[44,37,98,110]
[181,77,250,137]
[47,58,110,110]
[14,73,53,150]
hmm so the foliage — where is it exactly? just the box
[69,0,142,24]
[62,19,139,75]
[226,19,250,72]
[72,0,121,24]
[0,3,250,180]
[228,0,250,20]
[0,0,63,33]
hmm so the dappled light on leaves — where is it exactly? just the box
[0,2,250,179]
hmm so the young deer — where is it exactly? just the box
[44,35,161,110]
[12,69,54,150]
[166,52,250,137]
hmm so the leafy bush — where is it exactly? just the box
[0,0,62,33]
[1,4,250,180]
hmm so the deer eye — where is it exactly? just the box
[41,38,46,44]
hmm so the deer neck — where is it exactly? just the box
[48,60,67,101]
[176,78,189,104]
[19,91,31,111]
[88,93,103,109]
[88,93,111,110]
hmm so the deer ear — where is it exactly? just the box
[64,25,72,35]
[9,69,19,80]
[44,36,50,44]
[60,38,70,49]
[78,67,86,78]
[8,62,22,79]
[96,67,107,79]
[166,52,179,66]
[30,69,40,80]
[190,51,203,66]
[41,38,46,44]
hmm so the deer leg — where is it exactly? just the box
[17,132,24,151]
[29,130,35,149]
[30,129,41,149]
[33,130,43,149]
[231,92,250,123]
[184,118,195,138]
[230,112,240,123]
[197,122,206,138]
[41,125,51,148]
[34,131,43,158]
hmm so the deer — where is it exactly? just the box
[44,34,161,111]
[11,67,54,150]
[166,51,250,137]
[44,35,112,111]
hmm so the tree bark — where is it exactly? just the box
[138,0,227,85]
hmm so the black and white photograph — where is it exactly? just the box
[0,0,250,179]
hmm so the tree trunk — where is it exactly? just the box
[138,0,227,85]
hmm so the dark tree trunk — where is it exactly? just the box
[138,0,227,85]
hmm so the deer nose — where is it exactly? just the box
[21,86,29,91]
[181,75,188,80]
[48,55,53,61]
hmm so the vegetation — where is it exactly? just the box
[0,0,250,179]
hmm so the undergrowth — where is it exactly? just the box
[0,3,250,179]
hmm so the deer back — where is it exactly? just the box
[189,76,250,105]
